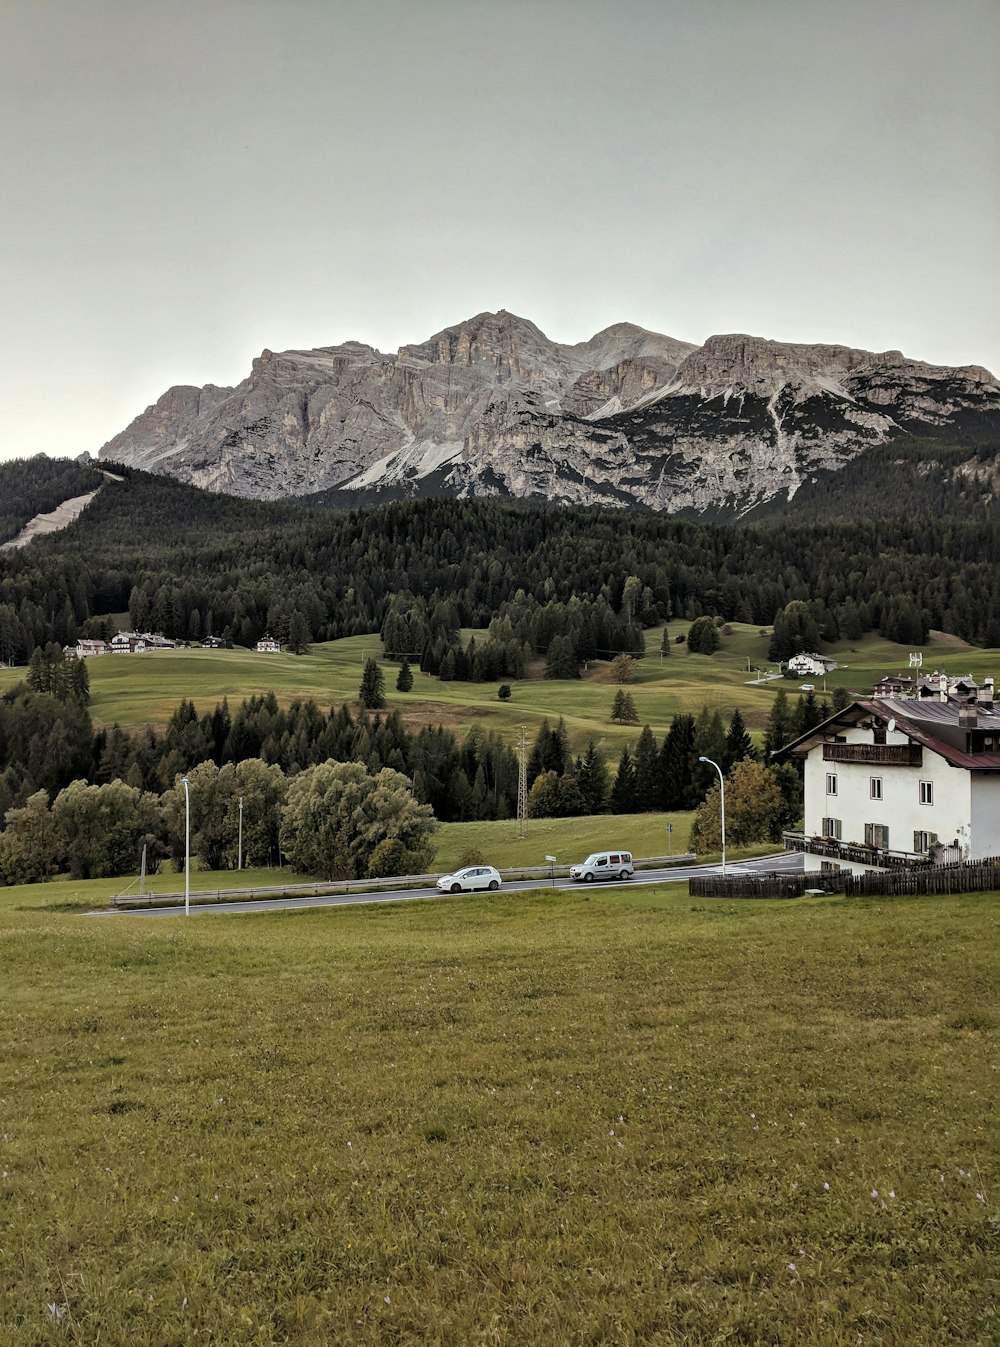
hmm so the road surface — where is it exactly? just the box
[97,852,804,919]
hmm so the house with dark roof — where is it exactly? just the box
[779,697,1000,873]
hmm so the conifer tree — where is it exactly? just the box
[610,747,637,814]
[396,657,413,692]
[359,657,386,709]
[724,708,755,769]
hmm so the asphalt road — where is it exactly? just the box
[97,851,804,919]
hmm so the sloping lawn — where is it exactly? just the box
[0,886,995,1344]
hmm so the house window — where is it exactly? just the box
[919,780,933,805]
[864,823,890,849]
[826,773,838,796]
[822,817,842,840]
[870,777,883,800]
[913,830,938,853]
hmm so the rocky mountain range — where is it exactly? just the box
[98,311,1000,515]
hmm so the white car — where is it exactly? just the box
[436,865,502,894]
[570,851,634,882]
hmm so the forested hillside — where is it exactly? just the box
[0,461,998,664]
[0,456,101,545]
[748,433,1000,524]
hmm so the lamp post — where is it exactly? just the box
[698,756,726,873]
[182,776,191,916]
[238,795,244,871]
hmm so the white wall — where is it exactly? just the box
[970,775,1000,860]
[804,724,970,855]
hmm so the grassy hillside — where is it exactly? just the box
[1,886,995,1344]
[2,624,994,758]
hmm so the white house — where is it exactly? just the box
[786,652,837,677]
[73,638,108,658]
[255,635,281,653]
[781,697,1000,874]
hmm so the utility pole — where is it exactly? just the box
[516,725,528,839]
[238,796,244,870]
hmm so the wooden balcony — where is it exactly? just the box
[822,742,922,767]
[783,832,928,870]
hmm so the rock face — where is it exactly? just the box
[99,311,1000,514]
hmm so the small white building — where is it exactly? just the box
[787,652,837,677]
[781,697,1000,874]
[255,635,281,653]
[73,638,108,658]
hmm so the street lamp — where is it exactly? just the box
[182,775,191,916]
[238,795,244,871]
[698,756,726,873]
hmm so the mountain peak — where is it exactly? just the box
[99,310,1000,515]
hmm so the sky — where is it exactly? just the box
[1,0,997,462]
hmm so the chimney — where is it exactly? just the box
[937,672,948,700]
[959,704,978,729]
[982,677,995,710]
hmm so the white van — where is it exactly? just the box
[570,851,634,882]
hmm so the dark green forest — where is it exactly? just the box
[1,458,998,667]
[0,456,101,545]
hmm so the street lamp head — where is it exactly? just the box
[698,756,709,763]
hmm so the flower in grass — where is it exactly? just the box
[786,1263,797,1274]
[46,1304,65,1321]
[823,1182,830,1191]
[870,1189,878,1200]
[888,1190,895,1199]
[977,1192,986,1203]
[384,1295,391,1305]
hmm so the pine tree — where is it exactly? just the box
[396,658,413,692]
[724,708,755,769]
[633,725,659,809]
[359,657,386,709]
[763,689,793,757]
[577,740,610,814]
[659,713,696,810]
[610,747,638,814]
[288,611,310,655]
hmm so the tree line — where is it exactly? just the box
[0,668,825,883]
[1,464,998,667]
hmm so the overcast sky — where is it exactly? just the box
[2,0,997,462]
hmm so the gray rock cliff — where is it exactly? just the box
[99,312,1000,514]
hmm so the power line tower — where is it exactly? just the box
[516,724,528,839]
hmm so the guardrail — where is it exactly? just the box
[109,852,698,910]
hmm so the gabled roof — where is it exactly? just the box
[778,698,1000,771]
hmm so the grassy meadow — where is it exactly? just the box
[1,884,996,1344]
[1,623,994,761]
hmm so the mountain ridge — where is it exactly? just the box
[99,311,1000,514]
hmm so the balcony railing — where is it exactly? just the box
[822,742,922,767]
[783,832,928,870]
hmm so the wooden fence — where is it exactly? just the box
[690,858,1000,901]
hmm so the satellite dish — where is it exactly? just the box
[887,718,896,733]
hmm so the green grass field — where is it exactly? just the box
[1,885,996,1344]
[1,624,992,761]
